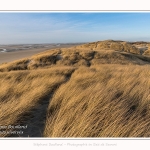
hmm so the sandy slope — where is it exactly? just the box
[0,44,81,64]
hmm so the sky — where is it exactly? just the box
[0,12,150,44]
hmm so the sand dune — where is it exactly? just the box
[0,40,150,137]
[0,43,82,64]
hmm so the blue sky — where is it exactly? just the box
[0,12,150,44]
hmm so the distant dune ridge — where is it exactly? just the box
[0,40,150,137]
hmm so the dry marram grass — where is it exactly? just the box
[44,65,150,137]
[0,40,150,137]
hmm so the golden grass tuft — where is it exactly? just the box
[143,49,150,56]
[142,44,150,56]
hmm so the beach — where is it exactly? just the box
[0,43,82,64]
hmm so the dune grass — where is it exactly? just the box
[0,40,150,137]
[0,67,74,137]
[44,65,150,137]
[0,43,149,72]
[143,43,150,55]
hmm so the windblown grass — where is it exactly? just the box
[0,40,150,137]
[0,67,74,137]
[44,65,150,137]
